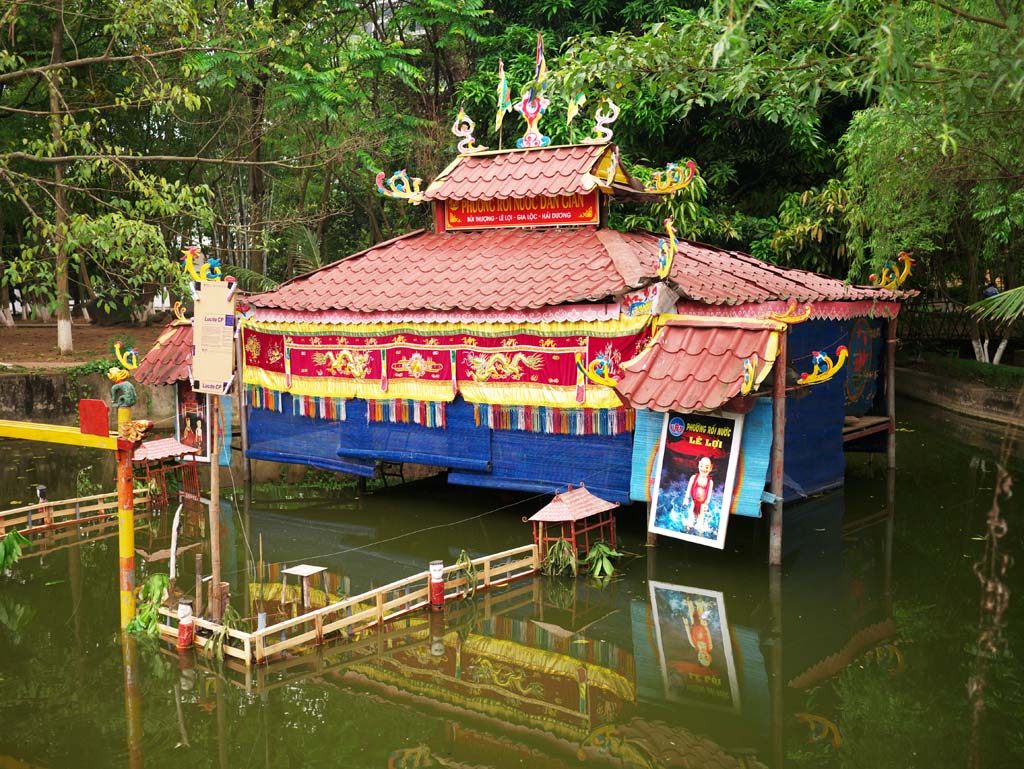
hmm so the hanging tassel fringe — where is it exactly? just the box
[366,399,447,428]
[472,404,635,436]
[291,394,347,421]
[246,385,284,413]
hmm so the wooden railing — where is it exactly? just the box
[0,489,149,536]
[157,543,540,667]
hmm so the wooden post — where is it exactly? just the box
[209,395,223,621]
[195,552,204,618]
[236,330,251,483]
[886,317,898,469]
[768,564,784,769]
[116,406,136,630]
[769,331,788,566]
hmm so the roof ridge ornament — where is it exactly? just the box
[375,169,424,205]
[798,346,849,386]
[452,108,487,155]
[657,218,678,279]
[645,161,698,194]
[766,299,812,324]
[581,99,620,145]
[870,251,913,291]
[514,89,551,148]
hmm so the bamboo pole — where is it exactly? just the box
[209,395,223,621]
[236,330,251,483]
[116,405,136,629]
[769,330,788,566]
[886,317,899,469]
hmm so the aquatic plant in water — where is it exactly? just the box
[581,541,621,578]
[541,538,577,577]
[0,530,31,572]
[125,573,169,637]
[205,604,242,661]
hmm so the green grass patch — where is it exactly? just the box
[905,352,1024,389]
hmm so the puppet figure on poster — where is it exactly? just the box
[649,411,744,549]
[176,382,211,462]
[649,581,741,713]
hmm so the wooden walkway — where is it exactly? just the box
[157,543,540,667]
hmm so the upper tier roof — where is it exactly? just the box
[248,228,905,314]
[423,144,647,202]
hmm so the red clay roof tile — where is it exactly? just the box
[615,318,781,413]
[248,227,647,312]
[529,484,618,522]
[134,320,191,386]
[424,145,608,201]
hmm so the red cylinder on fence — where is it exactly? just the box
[176,598,195,650]
[429,560,445,610]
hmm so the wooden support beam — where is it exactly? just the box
[886,317,899,469]
[769,330,788,566]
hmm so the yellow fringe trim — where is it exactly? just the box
[459,381,624,410]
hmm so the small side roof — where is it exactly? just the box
[529,484,619,522]
[134,319,192,386]
[132,437,198,463]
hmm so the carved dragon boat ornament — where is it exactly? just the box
[767,299,813,324]
[798,346,849,386]
[375,170,424,205]
[581,99,620,144]
[574,352,618,387]
[656,218,678,279]
[452,108,488,154]
[870,251,914,291]
[514,89,551,148]
[645,160,698,194]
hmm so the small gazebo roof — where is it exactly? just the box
[529,484,618,523]
[132,437,198,463]
[134,318,192,386]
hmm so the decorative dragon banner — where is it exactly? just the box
[241,317,652,410]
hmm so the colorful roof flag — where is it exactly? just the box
[567,91,586,126]
[529,32,548,100]
[495,59,512,133]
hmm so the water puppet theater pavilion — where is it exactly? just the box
[235,83,910,561]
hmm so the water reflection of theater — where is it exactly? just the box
[185,488,894,769]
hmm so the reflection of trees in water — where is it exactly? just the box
[967,389,1019,769]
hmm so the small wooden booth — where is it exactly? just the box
[529,484,618,559]
[132,437,200,510]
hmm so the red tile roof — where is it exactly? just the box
[134,320,192,386]
[614,317,783,413]
[529,484,619,522]
[424,145,609,201]
[249,228,649,312]
[619,233,905,304]
[249,226,907,315]
[133,437,198,462]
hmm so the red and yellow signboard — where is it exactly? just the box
[445,190,599,230]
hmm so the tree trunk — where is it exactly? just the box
[49,0,72,353]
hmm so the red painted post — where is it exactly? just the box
[116,405,136,629]
[429,560,445,609]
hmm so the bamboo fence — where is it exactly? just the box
[0,489,149,537]
[158,543,540,667]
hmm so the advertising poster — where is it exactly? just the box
[649,411,744,549]
[649,581,741,713]
[176,382,211,462]
[192,279,236,395]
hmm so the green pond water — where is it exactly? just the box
[0,398,1021,769]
